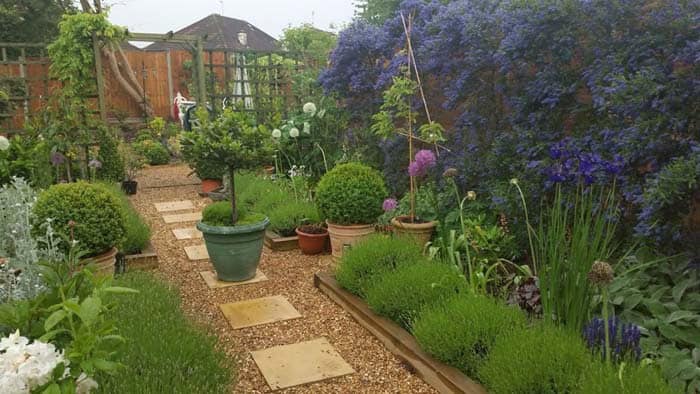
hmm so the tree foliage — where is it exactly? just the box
[0,0,75,43]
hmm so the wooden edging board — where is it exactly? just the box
[314,272,487,394]
[123,241,158,271]
[263,230,299,251]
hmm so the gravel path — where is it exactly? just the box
[129,164,436,394]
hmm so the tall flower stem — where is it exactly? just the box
[512,180,537,275]
[602,286,611,365]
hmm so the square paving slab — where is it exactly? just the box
[251,338,355,390]
[172,227,203,240]
[200,270,267,289]
[219,295,302,329]
[163,212,202,224]
[154,200,195,212]
[184,244,208,260]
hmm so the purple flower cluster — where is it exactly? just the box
[50,152,66,166]
[383,198,398,212]
[583,317,642,364]
[408,149,436,177]
[541,139,625,186]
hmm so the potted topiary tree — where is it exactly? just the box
[33,182,127,275]
[315,163,388,258]
[190,109,273,282]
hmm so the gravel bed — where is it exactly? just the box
[129,164,437,394]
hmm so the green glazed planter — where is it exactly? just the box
[196,217,269,282]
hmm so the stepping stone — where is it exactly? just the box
[163,212,202,224]
[219,295,301,329]
[184,245,208,260]
[200,270,267,289]
[154,200,195,212]
[251,338,354,390]
[172,227,203,240]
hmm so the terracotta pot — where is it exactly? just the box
[295,227,329,255]
[201,178,222,193]
[326,221,376,258]
[81,247,118,276]
[391,215,438,247]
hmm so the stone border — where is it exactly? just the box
[314,272,486,394]
[263,230,299,251]
[123,241,158,271]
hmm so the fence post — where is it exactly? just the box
[195,36,206,106]
[92,33,107,122]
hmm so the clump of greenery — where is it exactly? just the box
[99,183,150,254]
[335,235,424,296]
[98,272,233,393]
[134,139,170,165]
[413,294,526,376]
[479,325,591,393]
[268,201,320,236]
[95,127,125,182]
[364,262,467,330]
[0,134,53,188]
[315,162,387,225]
[33,181,126,256]
[576,363,674,394]
[202,201,265,227]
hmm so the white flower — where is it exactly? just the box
[289,128,300,138]
[0,330,69,393]
[303,102,317,115]
[271,129,282,139]
[510,178,519,185]
[303,122,311,134]
[466,191,477,201]
[0,136,9,151]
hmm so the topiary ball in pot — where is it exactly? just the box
[315,163,388,257]
[33,182,126,259]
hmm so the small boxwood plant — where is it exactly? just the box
[202,201,265,227]
[364,262,467,330]
[315,162,387,225]
[99,183,150,254]
[33,181,126,256]
[479,324,591,393]
[268,201,320,236]
[413,294,526,376]
[335,234,424,297]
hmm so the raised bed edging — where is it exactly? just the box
[263,230,299,251]
[314,272,487,394]
[123,241,159,271]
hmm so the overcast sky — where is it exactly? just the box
[107,0,358,42]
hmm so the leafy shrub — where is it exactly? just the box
[98,183,150,254]
[0,135,52,188]
[180,131,226,180]
[268,201,320,236]
[335,234,424,296]
[95,127,125,182]
[134,140,170,165]
[98,272,233,393]
[33,182,126,256]
[315,162,387,225]
[576,363,674,394]
[364,261,467,330]
[413,294,526,375]
[479,325,590,393]
[202,201,265,227]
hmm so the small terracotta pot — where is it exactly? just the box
[81,247,118,276]
[326,221,376,258]
[201,178,222,193]
[391,215,438,247]
[295,227,329,255]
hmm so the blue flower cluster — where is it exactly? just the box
[321,0,700,253]
[583,317,642,364]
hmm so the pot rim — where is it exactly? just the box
[325,220,375,229]
[295,227,329,237]
[197,217,270,235]
[391,215,439,230]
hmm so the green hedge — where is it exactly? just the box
[335,234,424,297]
[413,294,526,376]
[364,262,467,330]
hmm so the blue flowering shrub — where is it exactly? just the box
[321,0,700,255]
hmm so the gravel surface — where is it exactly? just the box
[129,164,436,394]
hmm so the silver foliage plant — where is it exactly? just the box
[0,177,62,302]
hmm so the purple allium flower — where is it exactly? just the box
[408,161,422,177]
[414,149,437,168]
[88,159,102,169]
[382,198,398,212]
[50,152,66,166]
